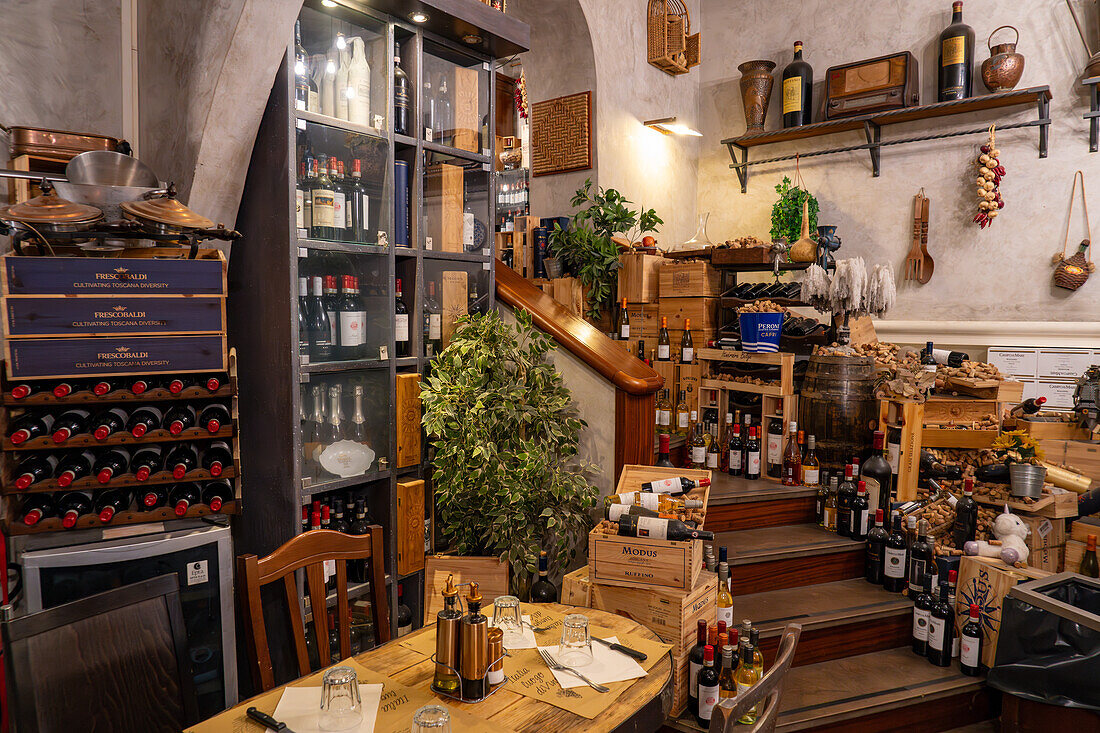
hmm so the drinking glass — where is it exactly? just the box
[558,613,593,667]
[491,594,525,647]
[319,666,362,731]
[411,704,452,733]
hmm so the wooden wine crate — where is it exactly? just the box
[955,556,1052,668]
[619,253,664,304]
[973,489,1078,519]
[1030,545,1064,572]
[440,270,469,348]
[920,428,999,449]
[659,297,717,333]
[1069,518,1100,543]
[922,396,1000,425]
[678,363,703,417]
[451,66,480,154]
[396,479,426,576]
[878,399,923,502]
[3,296,225,338]
[1016,419,1094,442]
[6,334,227,380]
[659,261,722,298]
[424,162,464,253]
[423,554,509,624]
[395,373,421,468]
[1,250,226,297]
[624,302,660,344]
[588,465,711,592]
[1019,514,1067,553]
[561,566,592,607]
[1065,539,1086,573]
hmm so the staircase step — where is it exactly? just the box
[722,524,864,594]
[776,648,990,732]
[737,578,912,667]
[706,474,817,531]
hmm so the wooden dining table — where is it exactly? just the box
[189,603,672,733]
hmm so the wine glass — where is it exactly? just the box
[411,704,452,732]
[558,613,593,667]
[491,595,525,647]
[319,666,362,731]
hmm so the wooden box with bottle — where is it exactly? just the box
[955,556,1052,668]
[588,465,711,592]
[878,398,923,502]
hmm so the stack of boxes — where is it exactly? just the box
[657,260,721,418]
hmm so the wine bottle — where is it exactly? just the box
[617,515,715,541]
[294,19,309,111]
[618,297,630,340]
[920,450,963,481]
[350,159,370,243]
[51,409,90,443]
[717,562,734,627]
[815,478,827,526]
[126,406,163,438]
[13,454,57,490]
[766,416,784,479]
[735,639,760,724]
[883,514,908,592]
[719,644,737,701]
[932,348,970,367]
[94,448,130,484]
[680,318,694,363]
[912,573,934,656]
[696,645,720,727]
[298,277,310,361]
[424,281,443,358]
[393,42,409,136]
[163,405,196,435]
[908,519,935,595]
[57,490,93,529]
[94,489,133,523]
[850,481,870,541]
[128,377,152,395]
[395,278,410,357]
[640,475,710,494]
[164,375,189,394]
[337,274,366,359]
[959,604,983,676]
[55,451,94,487]
[688,620,707,717]
[169,483,201,516]
[865,509,889,584]
[656,431,674,467]
[198,403,231,434]
[689,412,707,468]
[8,381,37,400]
[530,550,558,602]
[781,41,813,128]
[706,426,720,470]
[927,583,953,667]
[657,317,671,361]
[322,274,340,338]
[801,434,820,488]
[836,465,856,538]
[938,1,975,101]
[781,421,801,485]
[91,408,127,441]
[331,497,350,533]
[951,477,979,548]
[90,378,115,396]
[318,384,345,445]
[861,430,891,514]
[52,380,81,398]
[202,480,232,512]
[823,476,838,531]
[131,446,163,482]
[728,423,743,477]
[165,444,198,480]
[1082,534,1099,578]
[921,342,938,395]
[202,441,233,477]
[140,485,168,510]
[948,569,960,658]
[675,390,690,436]
[1009,397,1047,418]
[20,493,55,526]
[746,426,761,480]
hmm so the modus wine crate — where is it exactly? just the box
[588,465,711,591]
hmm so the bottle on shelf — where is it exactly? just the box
[91,407,128,441]
[766,415,784,480]
[95,489,133,523]
[164,376,189,394]
[395,278,410,358]
[959,604,983,676]
[674,390,690,437]
[337,275,366,360]
[823,475,838,531]
[728,423,743,477]
[131,446,164,482]
[688,620,707,717]
[657,317,671,361]
[719,644,737,701]
[298,277,310,361]
[836,465,856,538]
[52,380,81,399]
[948,569,960,658]
[51,409,90,444]
[55,451,94,487]
[310,159,336,240]
[617,514,715,541]
[640,475,710,494]
[751,627,763,679]
[717,562,734,627]
[168,484,200,516]
[781,421,801,485]
[718,412,733,473]
[950,477,979,548]
[689,412,707,468]
[921,342,938,395]
[781,41,813,128]
[656,432,675,468]
[656,390,672,434]
[618,297,630,341]
[13,454,57,490]
[735,637,760,724]
[139,485,168,510]
[165,444,198,480]
[198,403,231,434]
[928,582,953,667]
[424,281,442,357]
[397,583,414,636]
[938,1,975,101]
[293,19,309,111]
[908,519,935,595]
[201,480,232,512]
[319,384,345,446]
[1009,397,1047,418]
[932,348,970,367]
[433,574,463,693]
[861,430,891,514]
[349,385,369,444]
[865,508,889,584]
[801,435,820,489]
[330,498,350,533]
[94,448,130,484]
[126,406,163,438]
[57,490,93,529]
[8,381,38,400]
[815,476,827,526]
[128,377,153,396]
[912,573,934,656]
[850,481,870,541]
[883,513,908,592]
[745,426,761,480]
[331,159,347,241]
[1082,534,1099,578]
[322,274,340,338]
[530,550,558,602]
[201,441,233,477]
[90,378,115,396]
[393,42,409,136]
[696,644,720,727]
[680,318,694,363]
[459,582,488,700]
[20,494,55,526]
[919,450,963,481]
[163,405,196,435]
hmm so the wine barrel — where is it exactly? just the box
[798,355,880,472]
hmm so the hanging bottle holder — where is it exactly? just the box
[1052,170,1095,291]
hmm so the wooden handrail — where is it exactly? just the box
[495,265,663,396]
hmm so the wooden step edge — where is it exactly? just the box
[753,596,912,637]
[730,538,864,565]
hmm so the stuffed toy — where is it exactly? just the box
[963,505,1030,565]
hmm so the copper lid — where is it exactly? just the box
[121,186,213,229]
[467,581,482,604]
[0,181,102,224]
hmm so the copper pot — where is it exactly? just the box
[981,26,1025,92]
[1,124,119,159]
[738,60,776,132]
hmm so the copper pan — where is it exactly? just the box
[1,124,120,159]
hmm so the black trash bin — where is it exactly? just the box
[988,572,1100,710]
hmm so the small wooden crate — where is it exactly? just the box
[659,297,717,333]
[920,428,999,449]
[878,399,923,502]
[625,302,661,344]
[589,465,711,591]
[1019,514,1068,553]
[955,556,1052,668]
[619,253,664,303]
[710,247,771,266]
[922,396,1000,425]
[659,261,722,298]
[423,555,509,624]
[561,566,592,607]
[1017,419,1094,442]
[395,373,422,468]
[974,489,1078,519]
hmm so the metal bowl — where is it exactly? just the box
[65,150,159,187]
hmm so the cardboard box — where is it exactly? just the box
[660,297,717,334]
[659,261,722,298]
[955,556,1052,667]
[618,253,664,303]
[588,465,711,591]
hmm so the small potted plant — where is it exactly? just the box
[992,429,1047,498]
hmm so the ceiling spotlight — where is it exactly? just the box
[408,11,429,23]
[462,34,483,45]
[321,0,337,7]
[643,116,702,136]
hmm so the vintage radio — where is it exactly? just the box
[825,52,919,119]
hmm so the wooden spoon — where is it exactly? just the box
[918,196,934,283]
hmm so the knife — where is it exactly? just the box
[246,707,295,733]
[592,636,647,661]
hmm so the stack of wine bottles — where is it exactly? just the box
[2,370,239,533]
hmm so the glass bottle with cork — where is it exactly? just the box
[782,421,801,486]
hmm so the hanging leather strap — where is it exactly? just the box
[1061,170,1092,262]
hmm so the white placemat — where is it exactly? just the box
[266,683,383,733]
[538,636,647,689]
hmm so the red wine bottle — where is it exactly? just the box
[126,406,163,438]
[165,444,198,479]
[90,378,115,397]
[91,408,128,441]
[201,441,232,477]
[52,380,82,398]
[696,644,720,726]
[128,377,152,395]
[912,573,934,655]
[655,433,674,468]
[688,620,707,717]
[55,451,94,487]
[937,1,975,101]
[139,485,168,510]
[951,477,979,548]
[20,494,55,526]
[9,382,38,400]
[51,409,91,443]
[883,513,908,593]
[9,413,53,444]
[927,582,953,667]
[164,376,189,394]
[57,490,93,528]
[94,448,130,484]
[640,476,711,494]
[198,403,230,434]
[865,508,889,585]
[781,41,813,128]
[13,454,57,489]
[745,426,761,480]
[529,550,558,602]
[131,446,164,481]
[169,483,201,516]
[959,604,983,675]
[617,514,715,541]
[94,489,133,523]
[201,480,232,512]
[201,374,223,393]
[163,405,196,435]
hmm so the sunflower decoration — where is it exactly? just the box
[991,429,1045,465]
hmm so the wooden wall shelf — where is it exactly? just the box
[721,86,1052,193]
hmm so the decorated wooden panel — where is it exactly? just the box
[530,91,592,177]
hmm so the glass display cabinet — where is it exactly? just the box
[230,0,526,642]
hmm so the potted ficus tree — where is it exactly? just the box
[420,309,598,597]
[992,429,1047,498]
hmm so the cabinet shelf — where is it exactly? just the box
[423,249,491,262]
[721,85,1052,192]
[2,384,235,407]
[301,469,391,497]
[300,358,391,374]
[297,238,389,255]
[4,424,236,452]
[295,109,388,141]
[422,139,491,164]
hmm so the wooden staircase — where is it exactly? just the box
[671,474,994,732]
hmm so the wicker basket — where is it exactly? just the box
[647,0,699,75]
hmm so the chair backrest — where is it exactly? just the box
[2,574,196,733]
[236,527,391,692]
[709,623,802,733]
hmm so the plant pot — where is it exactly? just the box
[544,256,563,279]
[1009,463,1046,499]
[738,60,776,132]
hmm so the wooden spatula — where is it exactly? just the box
[918,195,934,283]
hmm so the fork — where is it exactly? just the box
[905,193,925,281]
[537,648,610,693]
[523,620,553,633]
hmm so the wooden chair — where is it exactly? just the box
[709,623,802,733]
[2,574,197,733]
[237,527,391,692]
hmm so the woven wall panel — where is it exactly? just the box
[530,91,592,177]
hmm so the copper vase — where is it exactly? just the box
[738,60,776,131]
[981,25,1025,92]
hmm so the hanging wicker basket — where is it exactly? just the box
[647,0,701,76]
